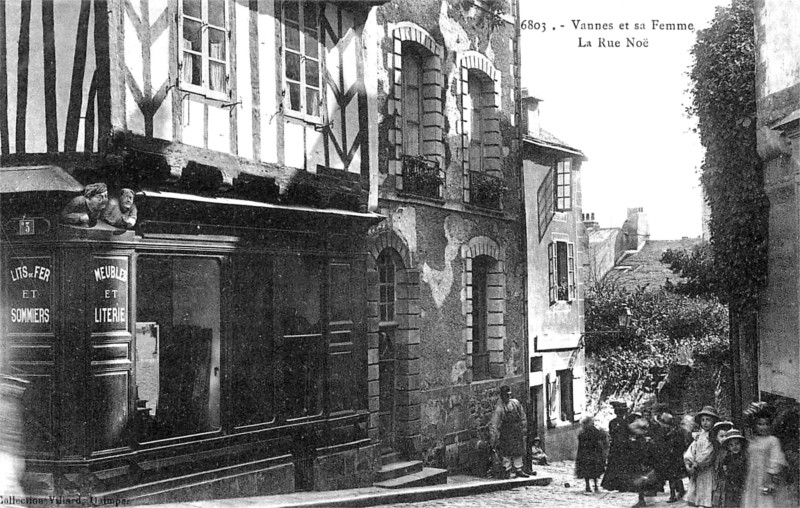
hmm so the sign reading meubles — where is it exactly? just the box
[93,257,128,332]
[8,257,52,333]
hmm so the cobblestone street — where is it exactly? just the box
[377,461,690,508]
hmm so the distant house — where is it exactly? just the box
[521,92,588,460]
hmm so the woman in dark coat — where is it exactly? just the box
[576,416,608,492]
[602,401,630,491]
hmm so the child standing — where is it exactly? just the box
[710,421,733,508]
[718,429,747,508]
[741,409,788,508]
[575,416,608,493]
[684,406,720,508]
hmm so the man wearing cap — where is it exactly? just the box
[489,385,529,479]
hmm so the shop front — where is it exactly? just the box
[1,169,381,502]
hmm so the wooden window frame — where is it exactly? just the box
[401,43,424,157]
[282,0,324,124]
[548,240,576,304]
[554,159,573,211]
[179,0,230,100]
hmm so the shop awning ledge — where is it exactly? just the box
[0,165,83,194]
[137,189,384,222]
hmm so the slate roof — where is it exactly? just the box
[607,237,703,290]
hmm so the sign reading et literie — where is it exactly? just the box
[93,257,129,332]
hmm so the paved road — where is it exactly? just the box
[377,461,690,508]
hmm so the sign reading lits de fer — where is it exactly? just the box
[7,257,52,334]
[92,257,129,332]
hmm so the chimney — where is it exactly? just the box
[520,88,541,138]
[583,212,599,230]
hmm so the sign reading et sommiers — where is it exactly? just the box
[92,257,129,332]
[7,257,52,334]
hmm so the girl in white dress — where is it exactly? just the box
[741,410,788,508]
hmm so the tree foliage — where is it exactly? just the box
[660,242,719,299]
[584,281,728,405]
[687,0,768,310]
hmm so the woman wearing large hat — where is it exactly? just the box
[683,406,719,507]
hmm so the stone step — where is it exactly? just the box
[373,467,448,489]
[381,451,402,466]
[375,460,424,482]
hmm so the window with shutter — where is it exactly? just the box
[549,240,576,304]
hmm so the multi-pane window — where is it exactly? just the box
[548,241,576,304]
[402,44,424,157]
[180,0,228,98]
[472,255,491,380]
[283,1,321,119]
[468,71,486,172]
[378,250,397,323]
[555,159,573,211]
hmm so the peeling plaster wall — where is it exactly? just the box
[422,214,471,308]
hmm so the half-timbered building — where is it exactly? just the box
[0,0,387,501]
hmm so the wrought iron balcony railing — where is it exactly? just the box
[401,155,443,200]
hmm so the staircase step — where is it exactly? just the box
[375,460,424,482]
[374,467,448,489]
[381,451,402,466]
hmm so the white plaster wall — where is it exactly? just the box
[760,0,800,95]
[235,0,253,160]
[258,1,278,164]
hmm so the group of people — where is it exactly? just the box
[574,401,792,508]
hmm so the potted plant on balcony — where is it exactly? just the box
[471,172,507,209]
[402,155,444,199]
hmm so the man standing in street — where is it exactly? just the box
[489,385,529,479]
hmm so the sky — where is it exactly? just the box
[520,0,729,240]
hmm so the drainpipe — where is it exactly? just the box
[512,0,530,434]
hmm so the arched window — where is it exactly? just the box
[402,43,424,157]
[468,71,487,173]
[472,255,492,380]
[378,250,397,323]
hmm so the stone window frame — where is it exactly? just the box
[462,236,506,380]
[367,232,422,457]
[387,23,446,195]
[458,52,502,204]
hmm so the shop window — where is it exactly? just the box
[472,255,491,380]
[378,250,397,323]
[135,256,221,441]
[555,159,573,211]
[277,256,323,419]
[548,241,576,304]
[282,0,322,120]
[557,369,574,422]
[231,256,275,427]
[180,0,229,99]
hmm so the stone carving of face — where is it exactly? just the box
[120,190,134,212]
[87,191,108,214]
